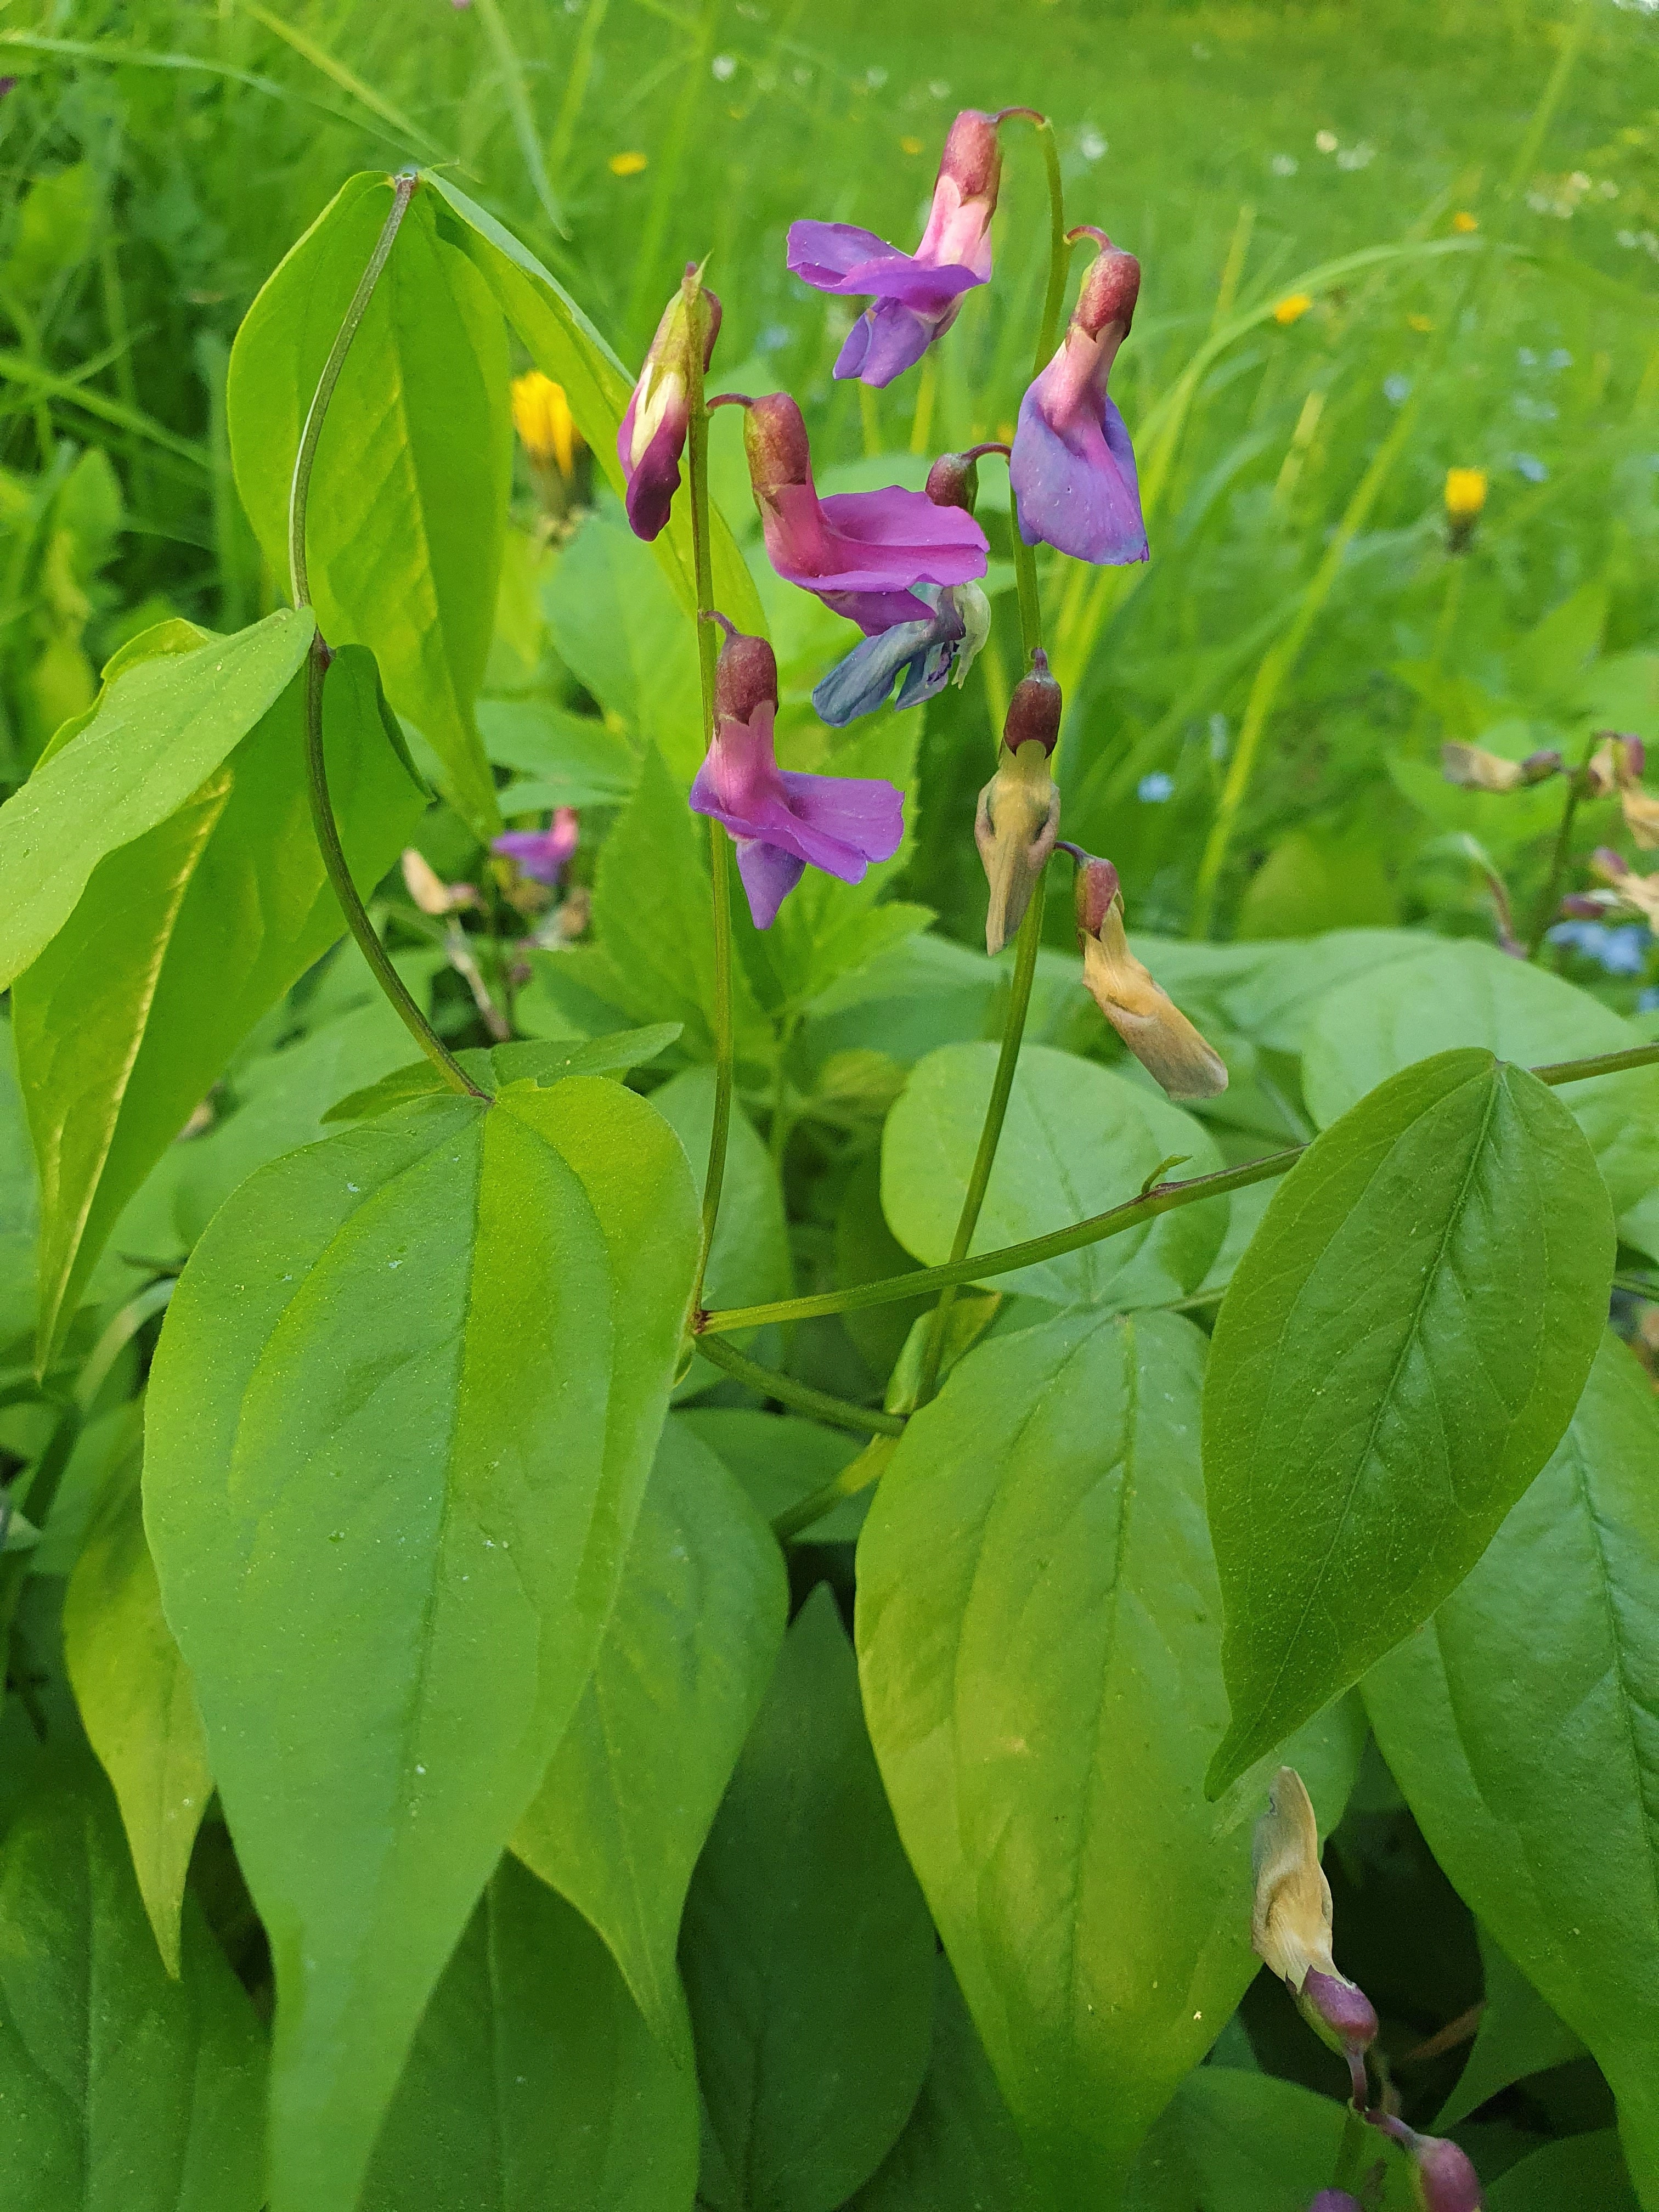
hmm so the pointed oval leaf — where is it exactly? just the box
[511,1415,787,2061]
[1205,1048,1613,1793]
[0,608,314,991]
[363,1855,698,2212]
[228,174,510,833]
[15,644,422,1362]
[682,1585,936,2212]
[1485,2131,1639,2211]
[1436,1927,1584,2129]
[1364,1332,1659,2202]
[63,1435,212,1979]
[0,1757,266,2212]
[881,1042,1225,1310]
[1125,2068,1413,2210]
[145,1078,699,2212]
[856,1308,1364,2204]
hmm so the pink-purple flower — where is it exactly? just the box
[690,614,904,928]
[493,808,579,887]
[1009,228,1148,566]
[787,110,1002,388]
[720,391,987,634]
[617,264,721,541]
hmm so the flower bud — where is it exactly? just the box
[975,741,1058,956]
[617,265,720,541]
[939,106,1002,204]
[1070,237,1141,342]
[709,613,780,727]
[1072,856,1228,1102]
[1003,648,1063,756]
[1252,1768,1375,2080]
[925,450,981,515]
[741,391,814,500]
[1371,2120,1484,2212]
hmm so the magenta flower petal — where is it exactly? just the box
[1011,375,1148,566]
[786,220,910,288]
[493,808,579,887]
[617,392,687,541]
[836,298,962,388]
[814,486,987,587]
[816,587,934,634]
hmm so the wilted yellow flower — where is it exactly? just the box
[400,848,476,917]
[1443,468,1487,520]
[1273,292,1313,326]
[511,371,580,477]
[1591,848,1659,926]
[1252,1768,1378,2078]
[1452,209,1480,234]
[1441,741,1522,793]
[976,742,1058,957]
[1073,856,1228,1101]
[608,150,648,177]
[1586,735,1658,848]
[900,135,924,155]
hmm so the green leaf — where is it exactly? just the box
[322,1024,682,1122]
[227,173,510,835]
[0,1019,40,1345]
[0,1756,266,2211]
[362,1854,698,2212]
[834,1150,934,1378]
[1206,1048,1613,1793]
[511,1416,786,2062]
[0,608,315,991]
[14,642,423,1363]
[678,1409,870,1542]
[1363,1332,1659,2203]
[1485,2131,1640,2211]
[581,746,771,1068]
[1300,936,1659,1226]
[478,698,640,805]
[1236,827,1400,938]
[682,1584,936,2212]
[848,1958,1030,2212]
[62,1437,212,1980]
[1130,928,1436,1057]
[1125,2068,1412,2210]
[856,1308,1364,2205]
[426,173,764,642]
[1437,1927,1585,2128]
[144,1078,699,2212]
[881,1042,1226,1310]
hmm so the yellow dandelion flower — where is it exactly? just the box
[1443,467,1487,520]
[1407,313,1434,332]
[1273,293,1313,326]
[901,135,924,155]
[511,371,580,477]
[1452,210,1480,234]
[608,150,648,177]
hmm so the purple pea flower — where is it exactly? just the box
[493,807,579,887]
[690,614,904,929]
[1369,2119,1484,2211]
[788,109,1002,388]
[617,264,721,541]
[718,391,987,634]
[1010,228,1148,566]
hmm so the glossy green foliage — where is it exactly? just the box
[1485,2131,1640,2210]
[362,1855,698,2212]
[881,1042,1226,1308]
[857,1307,1365,2206]
[227,174,509,833]
[1125,2070,1410,2209]
[14,641,421,1361]
[1437,1927,1585,2128]
[144,1079,699,2212]
[1365,1333,1659,2202]
[321,1024,682,1121]
[512,1417,787,2061]
[61,1438,211,1979]
[0,1757,266,2211]
[0,610,314,991]
[1206,1048,1613,1790]
[682,1587,937,2212]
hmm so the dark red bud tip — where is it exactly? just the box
[1003,647,1063,755]
[1072,853,1122,938]
[926,451,981,515]
[1074,244,1142,338]
[712,620,778,724]
[1301,1968,1379,2055]
[742,392,813,494]
[940,109,1002,200]
[1520,748,1563,783]
[1559,893,1607,918]
[1620,732,1647,779]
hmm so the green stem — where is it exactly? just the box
[772,1435,898,1544]
[1525,768,1585,957]
[684,278,731,1311]
[287,171,486,1103]
[699,1030,1659,1338]
[1000,111,1071,661]
[695,1335,907,1439]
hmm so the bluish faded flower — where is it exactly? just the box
[811,581,990,725]
[691,615,904,928]
[788,110,1002,387]
[1009,229,1149,566]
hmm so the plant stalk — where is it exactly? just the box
[694,1335,907,1439]
[1525,764,1586,957]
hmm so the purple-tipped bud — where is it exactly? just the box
[617,264,720,541]
[1300,1966,1380,2057]
[1003,649,1063,756]
[1371,2119,1484,2211]
[1074,853,1123,937]
[1518,747,1564,785]
[742,391,814,498]
[926,450,982,515]
[710,617,779,726]
[1069,232,1142,341]
[937,107,1002,204]
[1070,850,1228,1101]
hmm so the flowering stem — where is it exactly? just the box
[697,1032,1659,1337]
[695,1335,907,1440]
[289,172,486,1104]
[684,279,733,1305]
[1525,762,1588,958]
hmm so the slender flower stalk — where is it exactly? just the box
[289,172,487,1104]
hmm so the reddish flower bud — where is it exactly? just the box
[1370,2119,1484,2211]
[1003,648,1063,755]
[1069,231,1141,341]
[706,612,780,726]
[741,391,814,498]
[938,106,1002,204]
[925,450,981,515]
